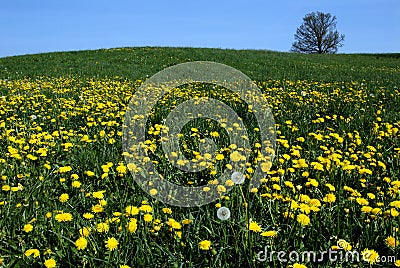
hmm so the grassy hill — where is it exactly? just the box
[0,47,400,267]
[0,47,399,83]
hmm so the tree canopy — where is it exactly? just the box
[291,11,345,54]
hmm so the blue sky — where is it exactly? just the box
[1,0,399,57]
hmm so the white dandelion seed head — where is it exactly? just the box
[217,206,231,221]
[231,171,245,184]
[31,115,37,120]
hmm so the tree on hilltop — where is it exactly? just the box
[291,11,345,54]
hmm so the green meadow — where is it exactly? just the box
[0,47,399,267]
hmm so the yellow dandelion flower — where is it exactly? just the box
[2,185,10,191]
[182,219,193,225]
[361,206,373,213]
[356,198,369,206]
[162,208,172,214]
[23,223,34,233]
[143,213,153,222]
[297,214,310,226]
[198,240,211,250]
[248,221,262,232]
[390,208,399,217]
[105,237,119,251]
[92,190,106,199]
[309,199,321,207]
[325,183,335,191]
[167,218,182,230]
[261,161,272,172]
[385,236,397,248]
[91,204,104,213]
[44,258,57,268]
[323,193,336,203]
[225,179,235,187]
[54,212,73,222]
[299,204,311,214]
[217,185,226,193]
[203,186,211,192]
[58,166,72,173]
[390,200,400,209]
[79,226,91,237]
[215,154,224,160]
[71,174,79,180]
[125,205,139,215]
[337,239,352,251]
[139,204,152,213]
[75,237,88,250]
[371,208,381,215]
[250,187,258,193]
[25,248,40,258]
[230,151,245,162]
[97,222,109,233]
[127,218,137,233]
[367,193,376,199]
[59,193,69,203]
[85,170,95,177]
[83,213,94,219]
[116,164,127,176]
[261,230,277,237]
[292,264,308,268]
[361,248,379,265]
[71,180,81,188]
[298,195,310,203]
[149,188,157,196]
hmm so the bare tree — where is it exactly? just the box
[291,11,345,54]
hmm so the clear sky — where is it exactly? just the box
[1,0,399,58]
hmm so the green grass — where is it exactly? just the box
[0,47,399,268]
[0,47,399,83]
